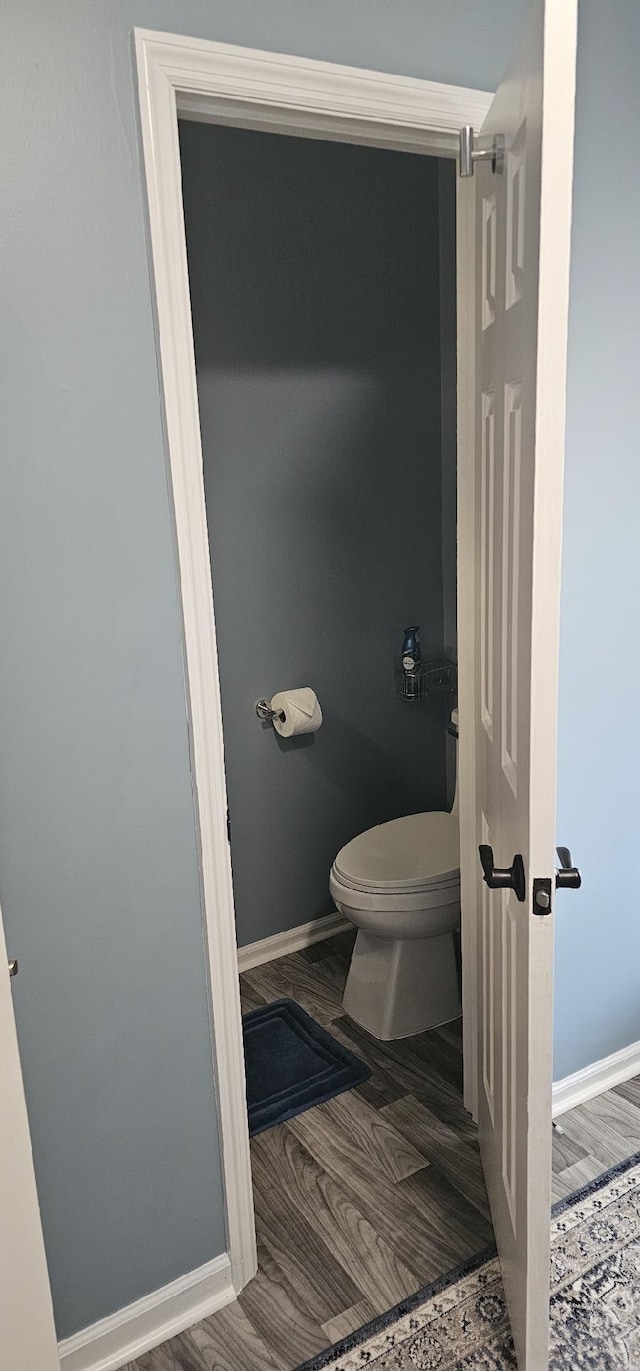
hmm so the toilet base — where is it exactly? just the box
[343,928,461,1040]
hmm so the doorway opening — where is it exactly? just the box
[173,112,487,1364]
[135,26,497,1366]
[135,8,580,1362]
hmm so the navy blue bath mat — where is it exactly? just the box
[243,998,370,1137]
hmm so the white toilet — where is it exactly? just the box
[329,710,461,1040]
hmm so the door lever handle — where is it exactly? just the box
[556,846,581,890]
[478,844,526,902]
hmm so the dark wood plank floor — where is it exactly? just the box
[125,934,640,1370]
[126,933,490,1370]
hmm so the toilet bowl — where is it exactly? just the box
[330,810,461,1040]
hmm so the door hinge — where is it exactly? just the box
[459,126,505,178]
[533,877,552,916]
[226,808,231,843]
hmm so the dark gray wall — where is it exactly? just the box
[1,0,527,1341]
[181,123,449,948]
[553,0,640,1079]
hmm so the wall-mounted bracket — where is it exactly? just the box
[255,698,285,722]
[459,126,505,178]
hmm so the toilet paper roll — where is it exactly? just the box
[270,688,323,739]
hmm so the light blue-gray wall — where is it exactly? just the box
[553,0,640,1080]
[181,121,450,949]
[0,0,527,1341]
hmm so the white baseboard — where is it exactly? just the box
[553,1038,640,1119]
[237,910,351,973]
[58,1253,234,1371]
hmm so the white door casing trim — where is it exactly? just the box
[57,1254,233,1371]
[135,31,493,153]
[134,27,492,1298]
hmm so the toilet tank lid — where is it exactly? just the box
[334,811,460,892]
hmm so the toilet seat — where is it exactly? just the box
[333,811,460,896]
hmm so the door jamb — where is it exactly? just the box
[456,175,480,1121]
[134,28,491,1294]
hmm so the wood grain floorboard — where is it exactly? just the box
[336,1015,478,1142]
[550,1125,590,1173]
[187,1304,281,1370]
[242,953,346,1026]
[288,1100,485,1283]
[613,1076,640,1111]
[400,1162,493,1257]
[352,1062,408,1111]
[380,1024,464,1097]
[298,942,333,964]
[239,973,267,1016]
[380,1093,490,1219]
[551,1153,609,1204]
[252,1123,421,1312]
[310,950,351,1001]
[558,1090,640,1170]
[317,1090,429,1184]
[407,1026,465,1092]
[132,1298,281,1371]
[551,1077,640,1203]
[324,930,358,961]
[238,1236,330,1368]
[326,1021,406,1110]
[437,1017,464,1047]
[251,1129,362,1323]
[194,1303,281,1371]
[581,1088,640,1146]
[321,1298,377,1344]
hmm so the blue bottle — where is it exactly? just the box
[402,626,421,665]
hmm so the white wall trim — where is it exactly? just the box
[238,911,351,973]
[553,1040,640,1119]
[58,1254,233,1371]
[134,26,492,1306]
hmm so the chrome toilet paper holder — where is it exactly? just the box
[255,698,286,722]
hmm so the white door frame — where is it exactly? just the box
[134,28,491,1294]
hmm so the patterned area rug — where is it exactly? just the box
[297,1152,640,1370]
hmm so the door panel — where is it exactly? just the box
[0,905,59,1370]
[473,2,578,1366]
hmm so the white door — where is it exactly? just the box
[0,905,59,1369]
[473,1,577,1367]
